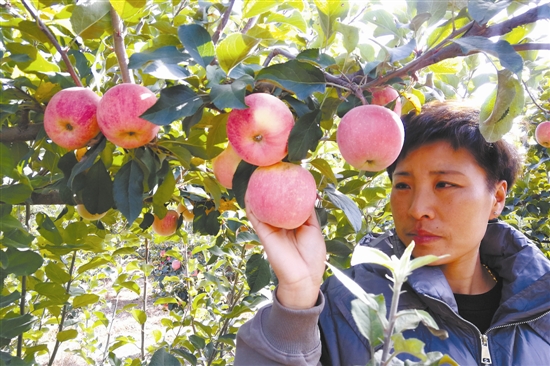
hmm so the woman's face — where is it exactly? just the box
[390,141,506,267]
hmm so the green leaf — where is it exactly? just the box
[0,215,34,249]
[45,262,71,284]
[243,0,279,18]
[325,239,352,257]
[413,0,448,27]
[56,329,78,342]
[315,0,349,40]
[141,85,203,126]
[232,161,257,208]
[178,24,215,68]
[468,0,512,25]
[78,257,111,275]
[68,138,106,189]
[0,143,15,177]
[395,309,448,340]
[288,109,322,161]
[209,80,249,110]
[351,297,386,348]
[113,161,144,224]
[34,282,69,304]
[149,348,180,366]
[70,0,111,36]
[479,69,525,142]
[0,351,33,366]
[153,168,176,217]
[336,22,359,53]
[245,254,271,293]
[0,291,20,308]
[109,0,147,20]
[391,332,427,361]
[189,334,206,349]
[324,184,363,233]
[325,261,378,309]
[266,11,307,33]
[73,294,100,308]
[36,213,63,245]
[130,309,147,325]
[0,183,32,205]
[296,49,336,69]
[256,60,326,101]
[82,159,114,215]
[193,205,220,236]
[363,9,402,38]
[3,248,43,276]
[216,33,259,74]
[310,158,337,185]
[0,314,35,339]
[128,46,189,80]
[452,36,523,75]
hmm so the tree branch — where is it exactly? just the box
[482,3,550,38]
[212,0,236,45]
[110,6,135,84]
[0,123,44,143]
[20,0,82,87]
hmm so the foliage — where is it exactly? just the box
[1,0,549,365]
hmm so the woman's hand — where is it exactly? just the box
[246,202,326,310]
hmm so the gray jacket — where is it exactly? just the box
[235,221,550,365]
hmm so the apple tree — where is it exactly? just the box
[1,0,549,364]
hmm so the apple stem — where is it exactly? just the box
[20,0,83,87]
[110,6,135,84]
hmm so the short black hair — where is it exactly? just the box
[387,101,521,191]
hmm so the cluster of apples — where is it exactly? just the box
[213,93,318,230]
[43,84,160,151]
[212,89,405,230]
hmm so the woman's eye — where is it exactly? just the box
[394,182,409,189]
[436,182,454,188]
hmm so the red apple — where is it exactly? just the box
[227,93,294,166]
[152,209,180,236]
[44,87,101,150]
[535,121,550,148]
[370,86,402,115]
[337,105,404,172]
[76,204,107,220]
[212,144,242,189]
[172,260,181,270]
[245,162,317,230]
[97,84,159,149]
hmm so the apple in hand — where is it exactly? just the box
[44,87,101,150]
[227,93,294,166]
[97,84,159,149]
[535,121,550,148]
[212,144,242,189]
[152,209,180,236]
[76,204,107,220]
[245,162,317,230]
[370,86,402,115]
[337,105,404,172]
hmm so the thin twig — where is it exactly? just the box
[110,6,135,84]
[212,0,236,45]
[522,79,549,115]
[141,238,149,361]
[20,0,82,87]
[241,16,257,34]
[48,251,77,366]
[101,293,120,363]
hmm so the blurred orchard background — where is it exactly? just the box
[1,0,550,365]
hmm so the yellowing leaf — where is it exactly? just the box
[35,82,62,103]
[216,33,259,74]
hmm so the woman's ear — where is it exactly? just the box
[491,180,508,219]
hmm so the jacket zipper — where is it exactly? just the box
[424,295,550,366]
[480,309,550,365]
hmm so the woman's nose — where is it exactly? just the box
[407,188,435,220]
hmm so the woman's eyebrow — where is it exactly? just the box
[392,170,466,176]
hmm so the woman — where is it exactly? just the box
[234,102,550,365]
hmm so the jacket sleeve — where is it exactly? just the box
[234,288,324,366]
